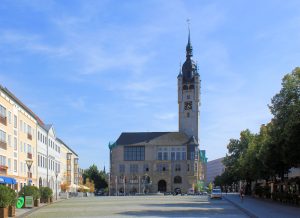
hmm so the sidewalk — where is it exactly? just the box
[16,199,64,218]
[224,193,300,218]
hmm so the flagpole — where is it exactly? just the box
[123,175,125,196]
[139,176,141,194]
[116,176,118,196]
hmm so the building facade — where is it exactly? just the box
[0,85,79,193]
[206,157,225,185]
[37,124,63,197]
[109,32,202,195]
[0,86,38,189]
[57,138,79,188]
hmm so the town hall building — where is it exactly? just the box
[109,32,202,195]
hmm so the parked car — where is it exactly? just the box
[210,188,222,199]
[173,188,181,195]
[187,188,195,195]
[94,189,105,196]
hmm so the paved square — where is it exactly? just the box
[27,195,247,218]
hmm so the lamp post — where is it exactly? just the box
[24,159,33,207]
[55,171,58,201]
[25,160,33,186]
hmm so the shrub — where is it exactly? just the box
[40,187,53,199]
[19,186,40,200]
[8,188,17,206]
[0,185,14,208]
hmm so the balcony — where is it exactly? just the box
[0,116,7,126]
[0,165,8,175]
[0,141,7,150]
[27,152,32,159]
[27,133,32,140]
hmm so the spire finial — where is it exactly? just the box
[187,18,191,44]
[186,19,192,58]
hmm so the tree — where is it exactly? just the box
[268,67,300,177]
[83,164,108,190]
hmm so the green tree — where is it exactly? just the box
[83,164,108,190]
[268,67,300,178]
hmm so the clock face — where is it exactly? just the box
[184,101,192,110]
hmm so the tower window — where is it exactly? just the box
[183,85,188,90]
[187,95,190,99]
[189,85,194,89]
[187,112,190,118]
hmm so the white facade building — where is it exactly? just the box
[37,123,62,197]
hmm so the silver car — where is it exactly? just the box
[210,188,222,199]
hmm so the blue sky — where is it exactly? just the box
[1,0,300,169]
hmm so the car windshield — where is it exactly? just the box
[212,189,221,193]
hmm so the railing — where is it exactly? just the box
[0,116,7,126]
[27,133,32,140]
[0,141,7,150]
[27,152,32,159]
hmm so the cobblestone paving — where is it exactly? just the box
[27,195,247,218]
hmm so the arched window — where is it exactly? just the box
[174,176,182,184]
[189,85,194,89]
[183,85,188,90]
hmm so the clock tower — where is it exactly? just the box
[178,30,200,142]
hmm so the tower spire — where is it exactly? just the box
[186,19,193,58]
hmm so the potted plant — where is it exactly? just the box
[0,185,11,218]
[40,187,53,204]
[29,186,40,207]
[19,186,36,208]
[8,188,17,217]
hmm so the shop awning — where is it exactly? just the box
[0,176,17,184]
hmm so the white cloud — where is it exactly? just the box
[0,30,71,57]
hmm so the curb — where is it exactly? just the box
[224,196,258,218]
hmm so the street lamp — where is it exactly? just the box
[55,171,58,201]
[25,160,33,186]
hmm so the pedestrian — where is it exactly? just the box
[240,188,244,202]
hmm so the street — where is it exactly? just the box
[27,195,247,218]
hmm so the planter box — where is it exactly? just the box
[34,199,39,207]
[0,207,8,218]
[8,206,15,217]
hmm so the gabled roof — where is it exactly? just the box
[0,84,44,125]
[44,124,52,131]
[56,137,78,156]
[115,132,198,147]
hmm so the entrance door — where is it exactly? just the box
[158,180,167,192]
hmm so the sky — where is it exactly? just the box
[0,0,300,169]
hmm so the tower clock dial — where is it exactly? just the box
[184,101,192,110]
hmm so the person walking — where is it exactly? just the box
[240,187,245,202]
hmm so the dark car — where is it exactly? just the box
[94,190,104,196]
[174,188,181,195]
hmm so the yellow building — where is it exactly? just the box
[57,138,79,189]
[0,85,38,190]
